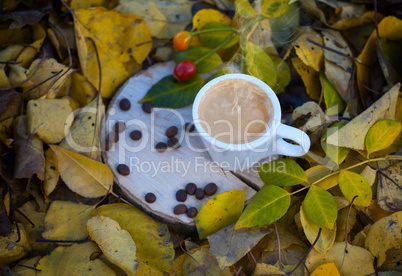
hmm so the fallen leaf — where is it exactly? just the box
[50,145,112,198]
[306,242,374,275]
[273,57,291,93]
[208,223,271,270]
[365,119,402,157]
[174,47,222,74]
[252,263,285,276]
[59,95,104,161]
[325,83,400,150]
[324,59,351,102]
[235,0,258,19]
[16,24,46,69]
[11,256,41,275]
[70,72,98,107]
[365,211,402,266]
[74,7,152,98]
[291,57,321,100]
[320,72,346,116]
[87,215,137,275]
[258,158,307,186]
[236,185,290,229]
[377,163,402,212]
[13,116,45,180]
[293,27,323,72]
[91,203,174,272]
[137,261,164,276]
[335,206,356,243]
[0,89,22,122]
[197,189,246,238]
[311,263,340,276]
[260,0,290,18]
[304,165,338,190]
[321,122,350,165]
[182,247,232,276]
[44,148,59,197]
[192,9,231,31]
[0,223,30,264]
[42,200,96,241]
[300,205,336,255]
[366,200,393,222]
[0,117,14,148]
[339,171,372,207]
[36,242,116,275]
[168,245,207,276]
[321,29,353,71]
[27,99,73,144]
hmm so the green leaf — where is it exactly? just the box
[174,47,222,74]
[319,71,346,116]
[198,22,238,49]
[139,75,205,108]
[338,171,372,207]
[270,3,299,47]
[321,122,350,165]
[258,158,307,186]
[235,185,290,229]
[205,69,226,83]
[365,119,402,157]
[273,57,290,94]
[245,42,277,88]
[196,189,246,239]
[261,0,290,18]
[304,185,337,229]
[235,0,258,19]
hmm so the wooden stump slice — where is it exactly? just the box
[103,61,266,231]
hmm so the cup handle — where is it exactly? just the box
[275,124,310,157]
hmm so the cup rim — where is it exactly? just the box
[192,73,282,151]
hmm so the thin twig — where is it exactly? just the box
[36,237,90,243]
[274,222,283,270]
[307,38,354,61]
[176,234,199,263]
[294,257,310,275]
[248,251,257,264]
[363,85,383,95]
[22,69,63,96]
[16,209,35,228]
[87,37,101,94]
[10,263,41,272]
[49,21,73,67]
[0,60,22,65]
[235,266,243,276]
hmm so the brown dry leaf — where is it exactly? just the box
[17,24,46,69]
[36,242,116,275]
[23,58,73,100]
[293,27,324,72]
[44,148,59,197]
[27,99,73,144]
[59,95,104,161]
[74,7,152,98]
[87,215,137,275]
[324,60,351,102]
[366,200,393,222]
[377,162,402,212]
[291,57,321,100]
[325,83,400,150]
[0,223,30,264]
[50,145,112,198]
[0,117,14,148]
[365,211,402,266]
[208,223,272,270]
[13,116,45,180]
[352,225,371,247]
[306,242,374,275]
[42,200,96,241]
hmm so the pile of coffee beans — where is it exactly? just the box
[173,182,219,218]
[155,125,182,152]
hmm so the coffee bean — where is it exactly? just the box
[204,182,218,196]
[117,164,130,176]
[114,121,126,133]
[184,122,195,132]
[119,98,131,110]
[145,193,156,203]
[174,204,187,215]
[167,137,180,148]
[142,101,153,114]
[187,207,198,218]
[155,142,167,153]
[130,130,142,141]
[195,188,205,200]
[186,183,197,195]
[176,189,187,202]
[108,132,119,143]
[166,126,178,138]
[104,139,111,151]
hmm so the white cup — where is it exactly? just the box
[192,73,311,171]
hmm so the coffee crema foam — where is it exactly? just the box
[198,78,273,144]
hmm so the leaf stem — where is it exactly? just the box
[191,27,237,36]
[238,15,266,33]
[194,33,236,65]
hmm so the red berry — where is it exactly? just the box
[174,60,196,82]
[173,31,192,51]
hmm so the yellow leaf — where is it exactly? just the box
[365,211,402,266]
[0,223,30,264]
[91,203,174,272]
[338,171,372,207]
[306,242,374,275]
[197,189,246,239]
[0,117,14,147]
[168,245,208,275]
[291,57,321,100]
[70,72,97,107]
[261,0,290,18]
[140,2,166,37]
[74,7,151,98]
[59,95,104,161]
[300,205,336,255]
[335,206,356,242]
[235,0,258,19]
[36,242,116,275]
[23,58,72,100]
[252,263,285,276]
[304,165,338,190]
[311,263,340,276]
[182,247,232,276]
[27,99,73,144]
[17,24,46,69]
[87,215,137,275]
[42,200,96,241]
[192,9,231,31]
[137,261,164,276]
[13,116,45,180]
[325,83,400,150]
[50,145,112,198]
[365,119,402,157]
[293,28,324,72]
[69,0,117,9]
[12,256,41,276]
